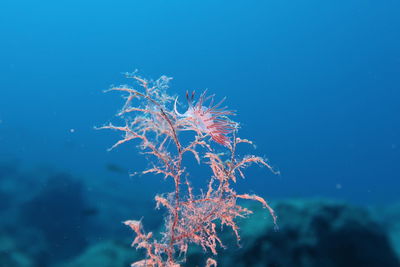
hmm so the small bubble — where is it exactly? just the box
[335,183,342,190]
[70,128,75,133]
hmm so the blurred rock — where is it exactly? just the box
[20,173,89,263]
[0,234,34,267]
[376,202,400,258]
[1,160,398,267]
[57,240,137,267]
[187,199,400,267]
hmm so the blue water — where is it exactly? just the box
[0,0,399,205]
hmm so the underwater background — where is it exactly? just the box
[0,0,399,266]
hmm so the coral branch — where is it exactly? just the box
[100,73,277,266]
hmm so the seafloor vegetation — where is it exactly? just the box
[0,160,399,267]
[99,73,278,266]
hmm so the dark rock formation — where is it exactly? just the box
[58,240,137,267]
[187,199,400,267]
[21,173,89,264]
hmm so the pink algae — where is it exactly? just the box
[100,73,278,267]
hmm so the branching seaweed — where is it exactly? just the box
[99,73,278,267]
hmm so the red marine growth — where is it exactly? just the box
[100,72,278,267]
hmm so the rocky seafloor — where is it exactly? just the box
[0,161,399,267]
